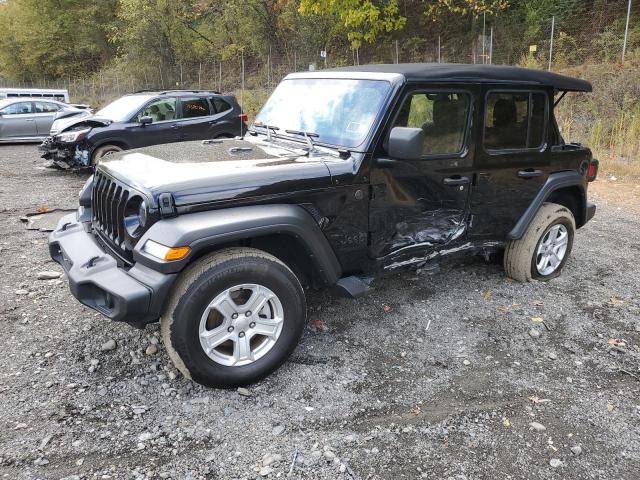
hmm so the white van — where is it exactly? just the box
[0,88,69,103]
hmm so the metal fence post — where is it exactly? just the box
[482,13,486,64]
[489,26,493,64]
[623,0,632,63]
[548,16,555,71]
[438,35,441,63]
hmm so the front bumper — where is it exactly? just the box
[48,212,175,326]
[39,137,89,166]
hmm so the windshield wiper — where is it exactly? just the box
[285,129,319,153]
[253,122,279,142]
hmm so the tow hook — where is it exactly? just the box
[85,256,101,268]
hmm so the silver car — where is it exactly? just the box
[0,99,85,142]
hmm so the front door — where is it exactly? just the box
[369,86,476,270]
[0,101,38,138]
[126,97,181,148]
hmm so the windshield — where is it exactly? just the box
[95,95,154,121]
[255,78,391,149]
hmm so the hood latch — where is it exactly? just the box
[158,192,177,218]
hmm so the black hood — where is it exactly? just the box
[98,137,335,207]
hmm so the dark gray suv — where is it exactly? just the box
[39,90,246,168]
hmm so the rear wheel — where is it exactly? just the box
[91,144,123,166]
[504,202,575,282]
[161,248,306,387]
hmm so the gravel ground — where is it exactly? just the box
[1,144,639,480]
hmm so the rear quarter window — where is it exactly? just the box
[211,98,232,114]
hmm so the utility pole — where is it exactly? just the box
[623,0,632,63]
[438,35,441,63]
[395,40,399,64]
[548,16,555,71]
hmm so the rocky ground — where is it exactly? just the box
[0,144,639,480]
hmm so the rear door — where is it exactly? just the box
[0,101,38,139]
[177,97,220,141]
[33,101,61,136]
[369,86,476,269]
[469,87,551,239]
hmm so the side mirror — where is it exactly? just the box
[139,116,153,126]
[388,127,424,161]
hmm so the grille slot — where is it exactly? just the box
[92,171,134,259]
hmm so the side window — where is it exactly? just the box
[1,102,33,115]
[34,102,60,113]
[136,98,177,122]
[211,97,231,114]
[181,98,211,119]
[484,92,547,151]
[393,92,470,156]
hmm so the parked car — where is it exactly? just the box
[39,90,246,168]
[0,87,69,102]
[49,64,598,388]
[0,98,86,143]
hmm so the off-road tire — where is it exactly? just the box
[160,247,306,388]
[91,144,123,166]
[504,202,575,282]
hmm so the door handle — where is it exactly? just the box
[209,119,219,125]
[443,175,470,186]
[375,158,398,168]
[171,124,180,130]
[26,118,35,122]
[517,169,543,178]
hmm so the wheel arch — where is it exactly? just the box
[89,138,130,157]
[507,171,587,240]
[133,204,343,288]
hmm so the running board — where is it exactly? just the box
[333,276,372,298]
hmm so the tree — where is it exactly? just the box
[299,0,509,47]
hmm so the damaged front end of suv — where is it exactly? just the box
[39,118,112,169]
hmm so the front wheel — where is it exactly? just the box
[91,144,123,166]
[161,248,306,388]
[504,202,575,282]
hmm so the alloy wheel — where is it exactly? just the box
[535,224,569,276]
[198,284,284,366]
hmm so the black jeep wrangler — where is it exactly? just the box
[49,64,598,387]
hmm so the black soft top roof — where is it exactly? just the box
[328,63,592,92]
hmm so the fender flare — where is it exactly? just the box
[133,204,343,286]
[507,171,586,240]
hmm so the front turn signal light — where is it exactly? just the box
[143,240,191,261]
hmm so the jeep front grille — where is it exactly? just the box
[92,171,132,259]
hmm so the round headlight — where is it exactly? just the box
[124,196,146,237]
